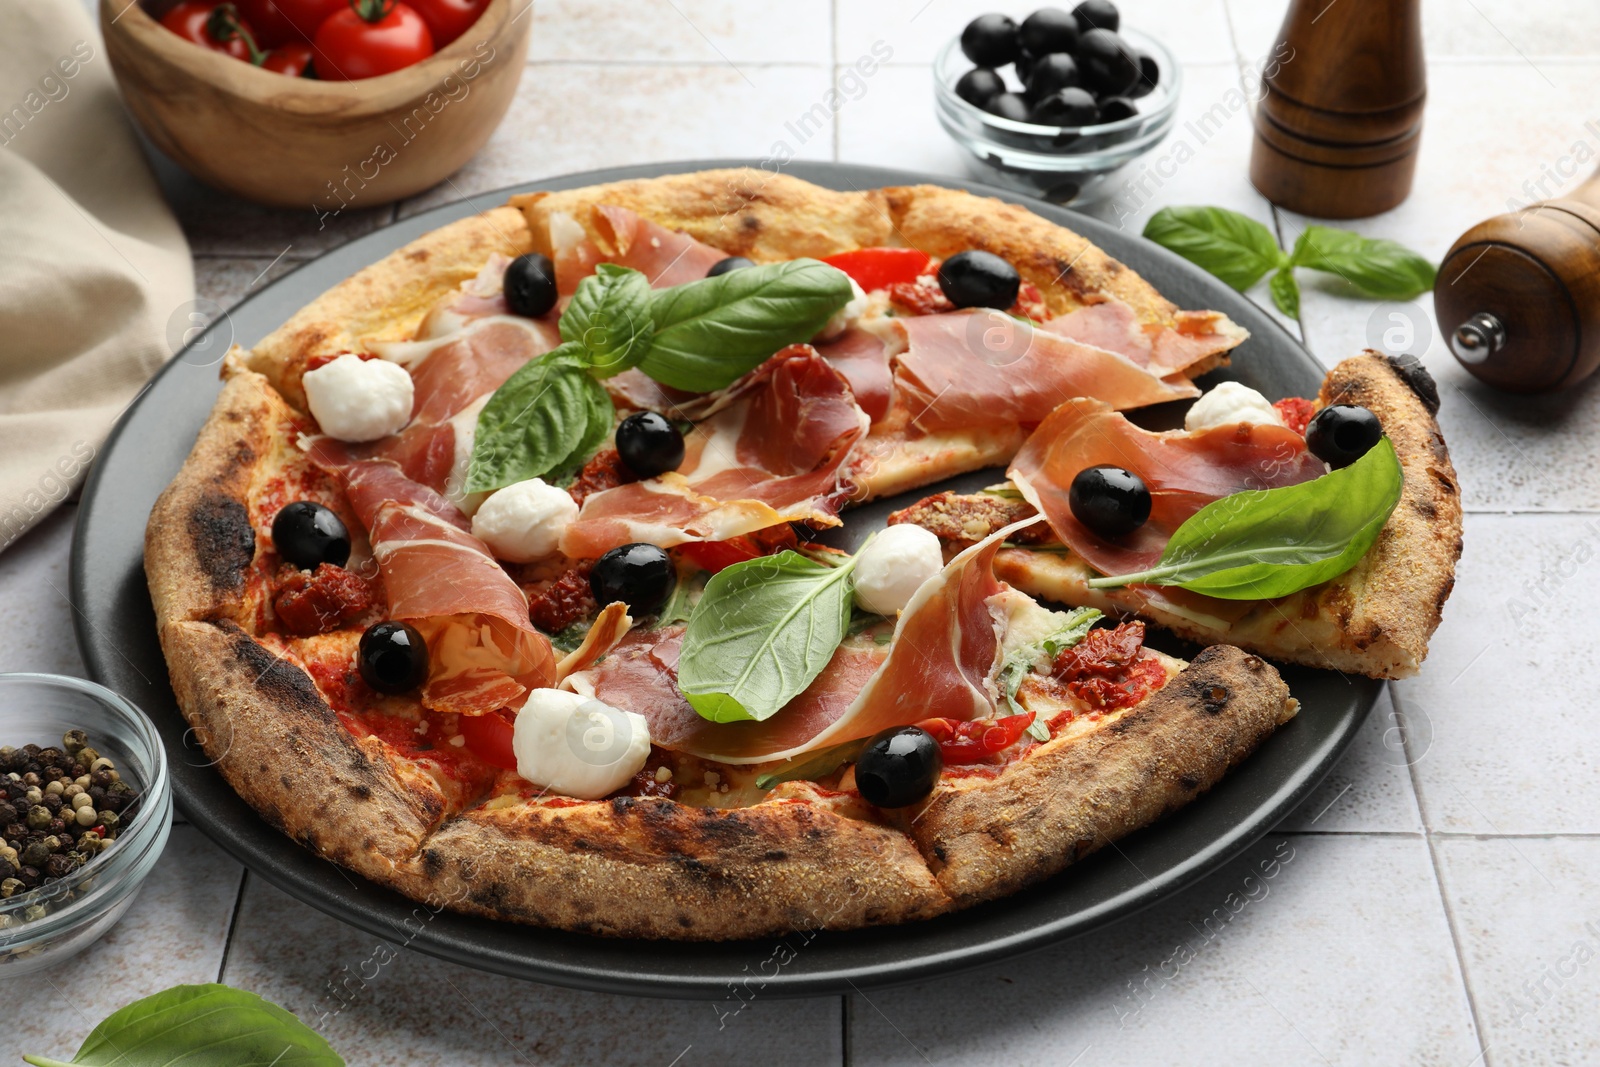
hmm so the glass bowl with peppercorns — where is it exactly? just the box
[934,4,1181,205]
[0,674,171,976]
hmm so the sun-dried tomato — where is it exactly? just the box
[1051,622,1166,711]
[271,563,373,635]
[917,713,1036,764]
[526,561,596,633]
[1274,396,1317,436]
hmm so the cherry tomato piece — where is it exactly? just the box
[915,713,1036,764]
[313,0,434,80]
[244,0,347,42]
[234,0,295,47]
[261,41,316,75]
[407,0,490,47]
[160,1,261,61]
[458,710,518,771]
[675,537,764,575]
[822,248,932,292]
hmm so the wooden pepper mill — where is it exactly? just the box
[1249,0,1426,219]
[1434,170,1600,393]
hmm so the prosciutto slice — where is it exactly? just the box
[814,326,893,423]
[893,310,1198,433]
[337,463,557,715]
[307,317,560,492]
[571,518,1037,764]
[560,346,869,558]
[1037,299,1246,379]
[1008,398,1328,577]
[550,205,727,294]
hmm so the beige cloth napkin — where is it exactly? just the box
[0,0,193,551]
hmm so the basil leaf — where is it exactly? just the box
[640,259,854,391]
[1289,225,1437,300]
[1270,265,1300,318]
[560,263,654,377]
[1143,206,1286,291]
[23,983,344,1067]
[1089,437,1403,599]
[678,550,857,723]
[998,606,1102,737]
[465,344,614,493]
[754,737,869,791]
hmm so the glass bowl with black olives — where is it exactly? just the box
[0,673,172,976]
[934,4,1181,205]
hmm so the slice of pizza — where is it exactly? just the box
[890,352,1463,679]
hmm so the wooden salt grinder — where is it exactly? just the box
[1249,0,1426,219]
[1434,170,1600,393]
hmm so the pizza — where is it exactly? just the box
[144,168,1448,940]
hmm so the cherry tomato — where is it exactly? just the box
[675,537,764,575]
[916,713,1036,764]
[261,41,316,75]
[822,248,932,292]
[236,0,346,44]
[313,0,435,80]
[160,1,262,61]
[407,0,489,47]
[458,710,518,771]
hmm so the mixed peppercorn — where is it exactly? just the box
[0,730,138,917]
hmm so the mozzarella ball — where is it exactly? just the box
[853,523,945,615]
[470,477,578,563]
[815,276,870,341]
[302,354,413,443]
[1184,381,1283,433]
[512,688,652,800]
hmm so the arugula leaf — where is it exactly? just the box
[997,607,1102,740]
[641,259,854,391]
[23,984,344,1067]
[1143,206,1286,291]
[1289,225,1437,300]
[560,263,654,377]
[1270,265,1300,318]
[464,344,613,493]
[677,550,858,723]
[1088,437,1404,599]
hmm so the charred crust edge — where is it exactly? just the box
[186,495,255,592]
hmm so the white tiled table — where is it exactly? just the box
[9,1,1600,1063]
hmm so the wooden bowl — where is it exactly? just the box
[101,0,532,210]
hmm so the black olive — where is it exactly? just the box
[1015,50,1037,82]
[1020,7,1079,56]
[955,67,1006,108]
[1077,28,1140,96]
[271,501,350,570]
[590,543,676,616]
[855,726,942,808]
[615,411,685,478]
[1073,0,1120,32]
[1095,95,1139,123]
[984,91,1031,121]
[504,253,558,318]
[937,250,1021,310]
[1069,465,1151,538]
[707,256,754,277]
[960,13,1020,67]
[1030,86,1098,126]
[1023,51,1081,103]
[1305,404,1383,468]
[1126,51,1159,98]
[359,621,429,695]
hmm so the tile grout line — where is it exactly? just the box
[216,868,250,985]
[1394,685,1494,1065]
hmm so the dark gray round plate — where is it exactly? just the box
[72,160,1379,999]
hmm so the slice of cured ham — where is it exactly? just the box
[307,316,560,493]
[1008,398,1328,577]
[326,462,557,715]
[559,346,869,558]
[1037,298,1246,379]
[893,310,1198,433]
[814,326,893,423]
[549,204,727,294]
[571,517,1039,764]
